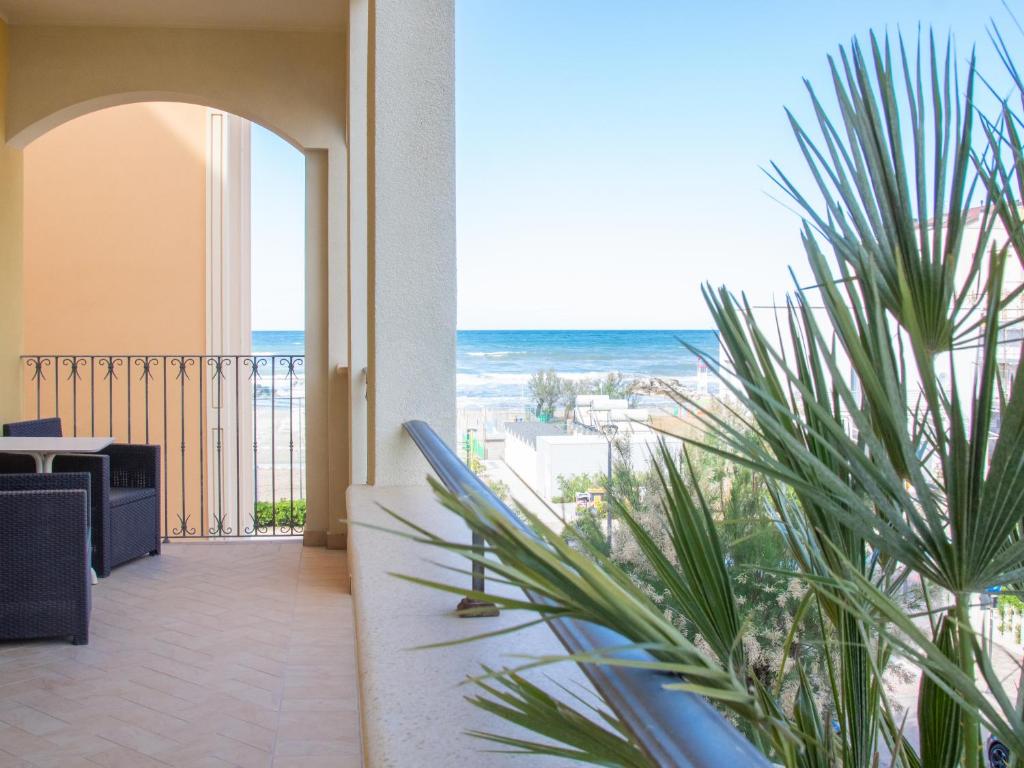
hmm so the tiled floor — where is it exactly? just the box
[0,541,361,768]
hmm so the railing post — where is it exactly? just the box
[454,529,498,617]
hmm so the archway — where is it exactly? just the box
[18,99,314,541]
[7,91,305,152]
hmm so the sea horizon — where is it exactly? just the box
[254,327,718,333]
[254,328,719,409]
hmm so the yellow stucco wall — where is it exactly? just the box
[0,21,25,423]
[20,103,208,535]
[22,102,207,355]
[21,100,208,437]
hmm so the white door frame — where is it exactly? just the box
[206,109,253,535]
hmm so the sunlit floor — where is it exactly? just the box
[0,541,360,768]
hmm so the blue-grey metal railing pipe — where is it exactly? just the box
[403,419,770,768]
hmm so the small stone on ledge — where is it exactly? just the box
[456,597,501,618]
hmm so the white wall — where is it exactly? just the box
[528,433,684,501]
[950,214,1017,405]
[623,433,682,475]
[503,431,539,493]
[536,436,607,501]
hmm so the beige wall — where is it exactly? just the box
[23,102,207,354]
[0,20,24,424]
[6,26,344,152]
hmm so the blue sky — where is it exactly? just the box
[250,124,305,330]
[456,0,1013,329]
[250,0,1016,331]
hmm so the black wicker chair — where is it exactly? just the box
[2,418,161,578]
[0,473,92,645]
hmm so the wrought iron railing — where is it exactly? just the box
[402,420,770,768]
[21,354,306,539]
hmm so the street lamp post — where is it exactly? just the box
[601,423,618,547]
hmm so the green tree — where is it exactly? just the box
[527,369,561,419]
[558,377,583,421]
[593,372,640,407]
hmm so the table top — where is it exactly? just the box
[0,437,114,453]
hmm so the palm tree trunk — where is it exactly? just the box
[956,595,980,768]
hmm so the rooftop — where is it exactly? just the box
[503,420,566,448]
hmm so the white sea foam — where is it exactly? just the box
[456,372,533,388]
[455,370,700,394]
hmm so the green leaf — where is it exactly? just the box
[793,664,831,768]
[467,668,653,768]
[918,615,962,768]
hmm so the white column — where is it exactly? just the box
[206,109,253,533]
[304,149,330,544]
[369,0,456,485]
[347,0,371,486]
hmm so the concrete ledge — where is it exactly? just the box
[349,484,592,767]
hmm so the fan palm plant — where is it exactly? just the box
[391,26,1024,768]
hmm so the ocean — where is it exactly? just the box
[254,329,719,408]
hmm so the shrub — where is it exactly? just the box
[552,472,606,504]
[486,477,510,503]
[254,499,306,529]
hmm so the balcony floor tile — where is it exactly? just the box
[0,541,360,767]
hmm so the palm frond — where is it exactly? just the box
[466,668,652,768]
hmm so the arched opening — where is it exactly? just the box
[17,99,309,540]
[7,91,305,153]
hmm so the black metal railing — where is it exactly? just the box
[21,354,306,540]
[402,420,769,768]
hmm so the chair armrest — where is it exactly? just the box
[104,444,160,491]
[51,454,109,516]
[0,471,91,495]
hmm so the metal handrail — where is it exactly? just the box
[403,420,771,768]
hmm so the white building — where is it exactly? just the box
[504,395,683,502]
[715,207,1021,455]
